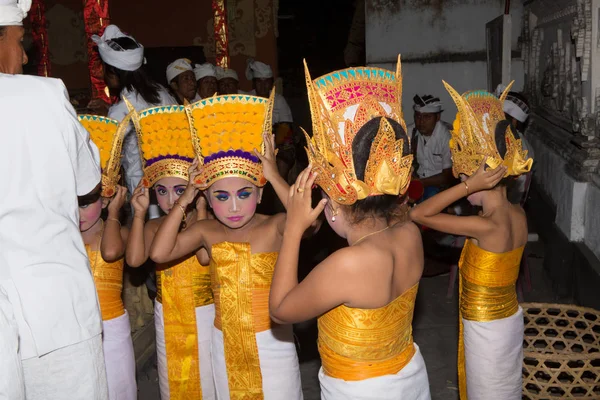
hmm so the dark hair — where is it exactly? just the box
[103,37,161,105]
[0,27,6,38]
[493,119,518,188]
[78,184,102,207]
[349,116,409,224]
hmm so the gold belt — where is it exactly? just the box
[213,288,271,332]
[319,340,415,381]
[156,271,214,307]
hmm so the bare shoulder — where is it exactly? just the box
[391,221,422,246]
[258,213,286,228]
[320,246,365,275]
[145,217,162,232]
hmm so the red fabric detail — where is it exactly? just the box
[28,0,50,77]
[83,0,114,104]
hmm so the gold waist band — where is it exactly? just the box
[156,271,214,307]
[319,340,415,381]
[460,278,519,322]
[97,287,125,321]
[213,288,271,332]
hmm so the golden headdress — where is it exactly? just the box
[186,92,274,187]
[129,104,196,187]
[443,81,533,178]
[78,113,130,197]
[303,55,413,205]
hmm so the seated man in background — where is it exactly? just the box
[166,58,199,104]
[409,94,455,200]
[215,66,241,94]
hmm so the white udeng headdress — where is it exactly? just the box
[194,63,217,81]
[166,58,193,83]
[245,59,273,80]
[0,0,31,26]
[92,25,145,72]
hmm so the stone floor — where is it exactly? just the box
[137,233,559,399]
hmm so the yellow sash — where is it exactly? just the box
[457,240,523,399]
[86,247,125,321]
[318,283,419,381]
[156,255,214,399]
[211,242,276,400]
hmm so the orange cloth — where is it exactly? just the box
[457,239,523,399]
[210,242,277,400]
[86,247,125,321]
[318,283,419,381]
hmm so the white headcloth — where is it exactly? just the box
[245,58,273,80]
[92,25,145,71]
[166,58,193,83]
[194,63,216,81]
[0,0,31,26]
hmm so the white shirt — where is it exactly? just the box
[0,74,102,358]
[410,121,453,179]
[108,86,176,195]
[249,90,293,124]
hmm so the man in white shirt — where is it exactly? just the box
[409,94,455,200]
[0,1,108,398]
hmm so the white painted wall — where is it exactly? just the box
[366,0,524,125]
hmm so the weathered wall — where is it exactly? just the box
[365,0,524,124]
[41,0,278,93]
[521,0,600,261]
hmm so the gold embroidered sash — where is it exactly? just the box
[86,247,125,321]
[211,242,277,400]
[157,255,213,399]
[318,283,419,381]
[457,239,523,400]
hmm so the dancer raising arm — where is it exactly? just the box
[410,82,533,400]
[269,58,431,400]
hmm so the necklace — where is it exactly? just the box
[351,225,390,246]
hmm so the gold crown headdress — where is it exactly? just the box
[78,113,130,197]
[129,104,196,187]
[186,92,274,187]
[443,81,533,178]
[303,55,413,205]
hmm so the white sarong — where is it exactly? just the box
[318,343,431,400]
[102,311,136,400]
[155,301,216,399]
[462,307,523,400]
[212,324,303,400]
[0,287,25,400]
[21,334,108,400]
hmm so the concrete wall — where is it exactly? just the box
[365,0,524,124]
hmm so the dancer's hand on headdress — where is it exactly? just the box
[285,165,328,237]
[131,181,150,217]
[254,133,279,183]
[466,157,507,193]
[107,185,127,215]
[180,157,206,206]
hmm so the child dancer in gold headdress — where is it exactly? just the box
[150,93,303,400]
[410,82,533,400]
[267,57,431,400]
[124,105,215,399]
[77,114,137,400]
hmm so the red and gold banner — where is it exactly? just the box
[83,0,111,103]
[212,0,229,68]
[28,0,50,77]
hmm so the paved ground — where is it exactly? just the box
[138,228,558,399]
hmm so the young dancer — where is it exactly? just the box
[124,104,214,399]
[150,93,303,399]
[410,82,533,400]
[268,58,431,399]
[78,114,136,400]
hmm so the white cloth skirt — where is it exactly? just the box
[318,343,431,400]
[155,301,216,400]
[212,325,303,400]
[0,286,25,400]
[102,311,136,400]
[462,306,524,400]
